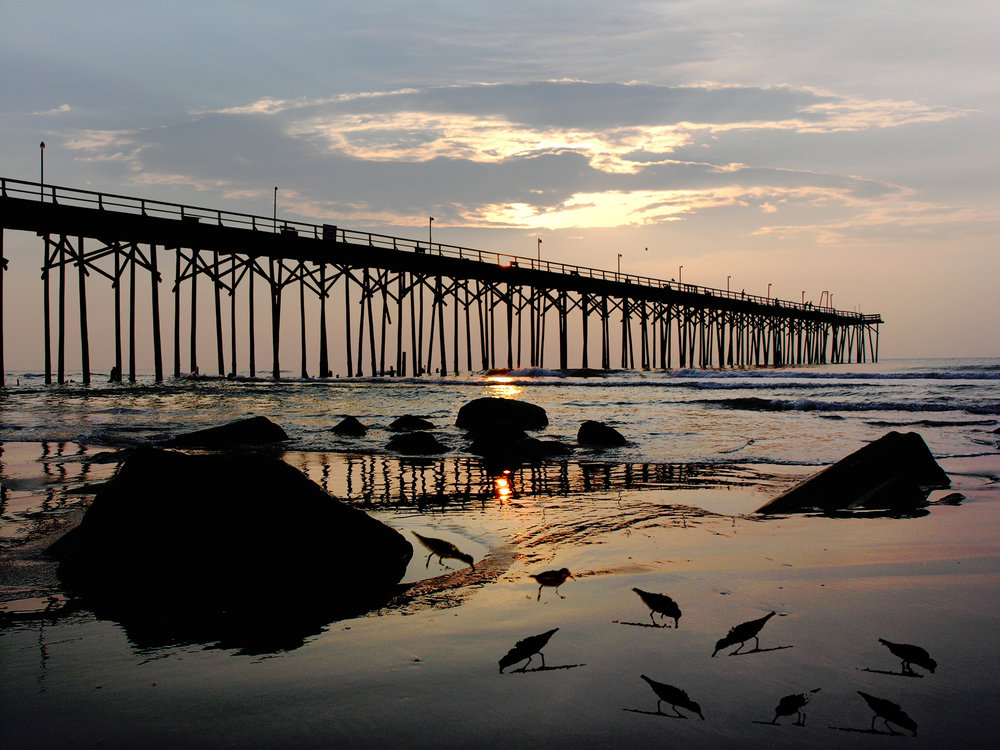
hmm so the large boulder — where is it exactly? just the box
[161,415,289,448]
[456,397,548,431]
[333,416,367,437]
[387,431,450,455]
[389,415,435,432]
[756,431,950,514]
[577,420,627,447]
[48,448,412,651]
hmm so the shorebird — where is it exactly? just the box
[529,568,574,600]
[411,531,475,570]
[878,638,936,674]
[857,691,918,736]
[632,588,682,627]
[639,675,704,719]
[712,611,777,656]
[499,628,559,673]
[770,688,820,726]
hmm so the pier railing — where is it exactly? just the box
[1,177,877,322]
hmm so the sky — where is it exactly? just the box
[1,0,998,368]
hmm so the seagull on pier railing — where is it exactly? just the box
[411,531,475,570]
[878,638,936,675]
[632,588,682,627]
[712,611,776,656]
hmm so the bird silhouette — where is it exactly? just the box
[530,568,574,600]
[712,611,776,656]
[878,638,936,675]
[412,531,475,570]
[770,688,820,726]
[499,628,559,673]
[632,588,682,627]
[639,675,704,719]
[857,691,918,736]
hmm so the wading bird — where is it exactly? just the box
[878,638,936,675]
[529,568,574,600]
[412,531,475,570]
[857,691,918,736]
[770,688,820,726]
[639,675,704,719]
[712,611,777,656]
[632,588,682,627]
[499,628,559,673]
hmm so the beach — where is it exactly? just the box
[2,359,999,748]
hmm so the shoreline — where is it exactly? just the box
[2,439,999,748]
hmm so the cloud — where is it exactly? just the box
[30,104,73,116]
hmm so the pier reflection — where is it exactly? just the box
[290,452,753,512]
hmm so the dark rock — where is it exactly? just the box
[387,431,449,455]
[466,421,529,452]
[469,430,572,467]
[756,431,950,514]
[456,397,548,430]
[333,416,367,437]
[161,415,288,448]
[48,447,412,652]
[389,415,435,432]
[933,492,965,506]
[577,420,627,447]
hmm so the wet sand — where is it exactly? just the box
[2,444,999,748]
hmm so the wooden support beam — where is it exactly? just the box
[77,236,90,385]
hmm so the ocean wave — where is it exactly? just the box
[670,368,1000,381]
[699,396,1000,416]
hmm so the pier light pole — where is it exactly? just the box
[429,216,434,252]
[767,282,772,298]
[802,291,805,304]
[39,141,45,200]
[679,265,683,284]
[537,237,541,263]
[617,252,622,278]
[273,186,277,231]
[727,275,731,293]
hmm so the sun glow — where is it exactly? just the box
[486,376,521,398]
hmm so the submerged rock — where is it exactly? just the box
[456,397,548,431]
[161,415,288,448]
[577,420,627,447]
[333,416,367,437]
[387,431,449,455]
[756,431,950,514]
[48,447,412,652]
[389,415,435,432]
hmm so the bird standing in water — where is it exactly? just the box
[412,531,475,570]
[530,568,574,600]
[632,588,682,627]
[878,638,936,675]
[639,675,704,719]
[857,691,918,736]
[712,611,777,656]
[499,628,559,673]
[770,688,820,726]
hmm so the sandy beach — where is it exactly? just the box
[2,437,999,749]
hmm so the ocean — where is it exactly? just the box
[2,357,999,749]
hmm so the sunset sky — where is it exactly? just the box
[1,0,998,363]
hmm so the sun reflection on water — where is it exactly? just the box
[494,470,513,503]
[486,376,521,398]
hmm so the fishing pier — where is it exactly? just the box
[0,177,882,384]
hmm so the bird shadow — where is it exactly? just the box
[828,726,908,737]
[750,720,801,727]
[622,708,688,720]
[508,663,586,673]
[858,667,924,679]
[727,645,794,657]
[613,620,673,629]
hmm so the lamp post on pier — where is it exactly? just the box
[767,282,772,298]
[679,265,683,284]
[429,216,434,252]
[39,141,45,200]
[617,252,622,278]
[727,275,731,293]
[537,237,541,264]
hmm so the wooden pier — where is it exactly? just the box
[0,177,882,383]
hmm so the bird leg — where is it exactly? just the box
[795,712,805,727]
[538,651,546,668]
[649,611,658,627]
[769,714,780,725]
[536,585,542,601]
[731,641,746,655]
[425,552,434,568]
